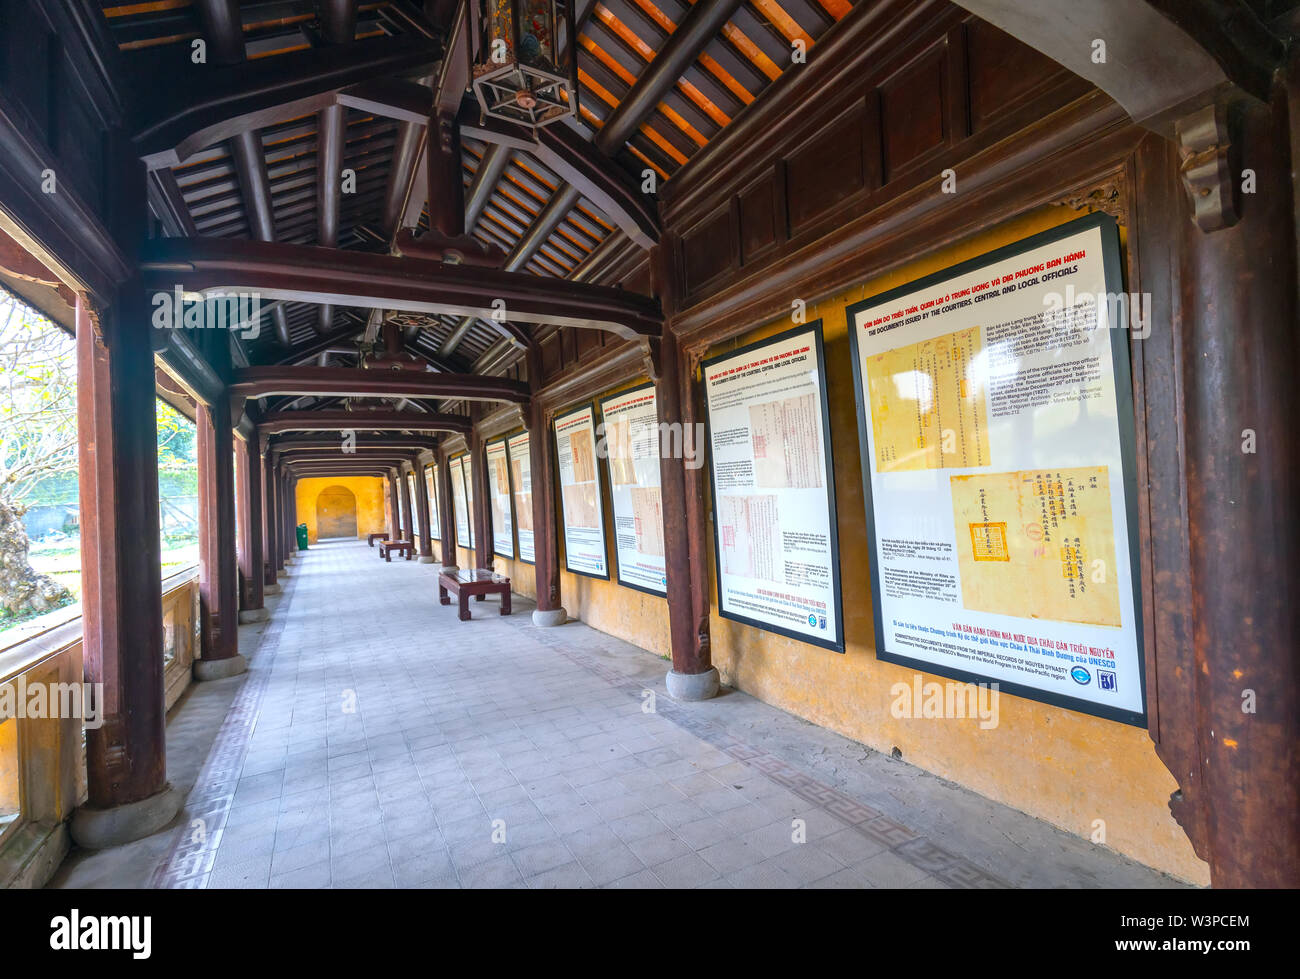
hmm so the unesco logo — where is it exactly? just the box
[1070,666,1092,685]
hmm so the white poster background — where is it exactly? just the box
[486,439,514,559]
[463,456,476,549]
[425,466,439,539]
[507,432,535,563]
[703,325,842,650]
[598,385,667,595]
[848,217,1144,721]
[450,455,471,549]
[554,405,608,578]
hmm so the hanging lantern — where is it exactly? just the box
[470,0,578,129]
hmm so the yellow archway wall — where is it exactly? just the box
[295,476,387,544]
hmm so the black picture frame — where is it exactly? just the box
[844,211,1148,727]
[553,401,611,581]
[450,453,473,550]
[424,463,440,542]
[597,380,669,599]
[700,320,845,654]
[484,435,517,560]
[504,431,535,566]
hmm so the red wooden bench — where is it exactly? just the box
[379,539,414,561]
[367,532,388,547]
[439,569,511,621]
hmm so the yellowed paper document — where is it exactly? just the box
[949,466,1121,628]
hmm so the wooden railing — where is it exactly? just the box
[0,568,199,887]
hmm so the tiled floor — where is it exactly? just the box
[54,539,1185,889]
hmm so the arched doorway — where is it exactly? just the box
[316,485,358,539]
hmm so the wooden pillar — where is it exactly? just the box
[437,449,458,570]
[526,346,564,622]
[399,462,415,542]
[74,291,177,836]
[262,447,278,586]
[387,471,401,541]
[414,459,434,562]
[234,431,265,615]
[196,402,239,664]
[1142,95,1300,887]
[472,435,491,569]
[652,233,716,696]
[285,473,297,555]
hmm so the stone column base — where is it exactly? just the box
[264,582,281,595]
[418,555,437,564]
[666,666,720,702]
[532,607,568,627]
[238,607,270,624]
[194,654,248,681]
[439,564,460,574]
[70,783,183,849]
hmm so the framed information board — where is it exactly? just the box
[506,431,535,564]
[424,465,439,539]
[846,213,1146,725]
[553,403,609,579]
[449,454,472,549]
[485,437,515,559]
[598,383,667,596]
[701,322,843,652]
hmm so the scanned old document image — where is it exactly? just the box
[719,494,779,582]
[949,465,1121,627]
[748,393,823,489]
[866,325,990,472]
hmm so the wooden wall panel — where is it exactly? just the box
[738,170,780,262]
[880,43,950,181]
[663,8,1088,311]
[681,203,737,295]
[785,104,875,234]
[966,19,1063,132]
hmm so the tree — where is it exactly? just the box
[0,289,75,620]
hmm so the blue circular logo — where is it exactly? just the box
[1070,666,1092,685]
[808,613,817,627]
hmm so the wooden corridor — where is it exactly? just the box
[53,539,1179,889]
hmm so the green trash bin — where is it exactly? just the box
[296,523,309,551]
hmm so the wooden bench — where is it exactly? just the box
[378,539,414,561]
[367,532,388,548]
[439,569,511,621]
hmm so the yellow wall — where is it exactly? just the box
[295,476,387,544]
[698,204,1206,885]
[490,205,1207,884]
[492,408,673,659]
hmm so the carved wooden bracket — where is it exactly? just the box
[640,336,663,382]
[1176,103,1239,233]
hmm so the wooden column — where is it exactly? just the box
[437,449,458,570]
[196,402,239,661]
[414,459,434,561]
[399,462,415,542]
[234,431,265,612]
[653,232,716,695]
[472,435,491,569]
[282,470,296,557]
[74,292,170,814]
[526,346,563,621]
[387,471,402,540]
[1141,95,1300,887]
[262,447,278,585]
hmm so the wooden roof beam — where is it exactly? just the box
[133,34,443,167]
[459,108,659,248]
[260,409,472,435]
[232,365,528,403]
[140,238,662,339]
